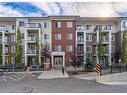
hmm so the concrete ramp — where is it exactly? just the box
[38,69,69,79]
[96,72,127,85]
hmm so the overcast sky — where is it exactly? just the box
[0,2,127,17]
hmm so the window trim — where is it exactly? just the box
[67,21,73,28]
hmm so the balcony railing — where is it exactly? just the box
[27,37,36,41]
[25,23,41,28]
[77,39,84,43]
[77,51,84,54]
[27,49,36,54]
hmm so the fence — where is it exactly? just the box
[100,64,127,76]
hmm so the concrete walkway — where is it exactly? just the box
[38,69,69,79]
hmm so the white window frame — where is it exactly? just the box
[44,34,50,40]
[11,46,15,53]
[19,21,25,27]
[86,46,92,53]
[112,34,115,42]
[122,22,127,28]
[86,35,92,42]
[56,21,61,28]
[55,45,62,52]
[86,25,91,30]
[66,34,73,40]
[44,22,49,28]
[11,57,15,64]
[55,34,61,40]
[11,35,15,42]
[66,45,73,52]
[67,21,73,28]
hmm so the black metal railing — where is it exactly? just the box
[100,64,127,76]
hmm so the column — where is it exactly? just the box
[24,29,27,66]
[2,31,5,66]
[109,31,112,65]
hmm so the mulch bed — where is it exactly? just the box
[66,70,94,76]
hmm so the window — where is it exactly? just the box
[19,21,24,27]
[56,21,61,28]
[44,34,50,40]
[76,25,81,30]
[55,34,61,40]
[11,35,15,42]
[44,22,49,28]
[66,34,73,40]
[86,35,92,42]
[112,35,115,42]
[12,25,15,30]
[55,45,62,52]
[67,21,73,28]
[11,57,15,64]
[112,46,115,53]
[11,46,15,53]
[86,25,91,30]
[86,46,92,53]
[66,45,73,52]
[21,33,24,39]
[103,25,112,30]
[86,53,92,58]
[122,22,127,28]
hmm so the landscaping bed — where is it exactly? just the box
[0,64,27,72]
[66,69,94,76]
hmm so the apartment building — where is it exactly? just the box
[51,16,76,67]
[0,16,127,68]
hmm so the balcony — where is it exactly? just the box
[25,23,41,28]
[27,37,36,41]
[27,49,36,54]
[76,25,85,32]
[77,51,84,55]
[77,39,84,44]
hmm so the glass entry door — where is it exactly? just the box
[54,56,63,67]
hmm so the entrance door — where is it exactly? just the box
[54,56,63,67]
[28,57,35,66]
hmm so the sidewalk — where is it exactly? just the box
[38,69,69,79]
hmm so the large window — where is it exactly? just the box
[44,34,50,40]
[112,34,115,42]
[19,21,24,27]
[86,35,92,42]
[86,46,92,53]
[44,22,49,28]
[103,25,112,30]
[86,25,91,30]
[66,45,73,52]
[66,34,73,40]
[55,45,62,52]
[12,25,15,30]
[67,21,73,28]
[56,21,61,28]
[122,22,127,28]
[11,35,15,42]
[55,34,61,40]
[11,46,15,53]
[11,57,15,64]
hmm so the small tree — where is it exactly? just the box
[68,48,82,71]
[97,26,105,65]
[41,42,51,63]
[15,28,23,64]
[0,43,2,64]
[121,29,127,64]
[35,34,40,64]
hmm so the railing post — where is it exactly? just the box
[111,65,112,74]
[119,65,121,73]
[100,65,102,76]
[126,65,127,72]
